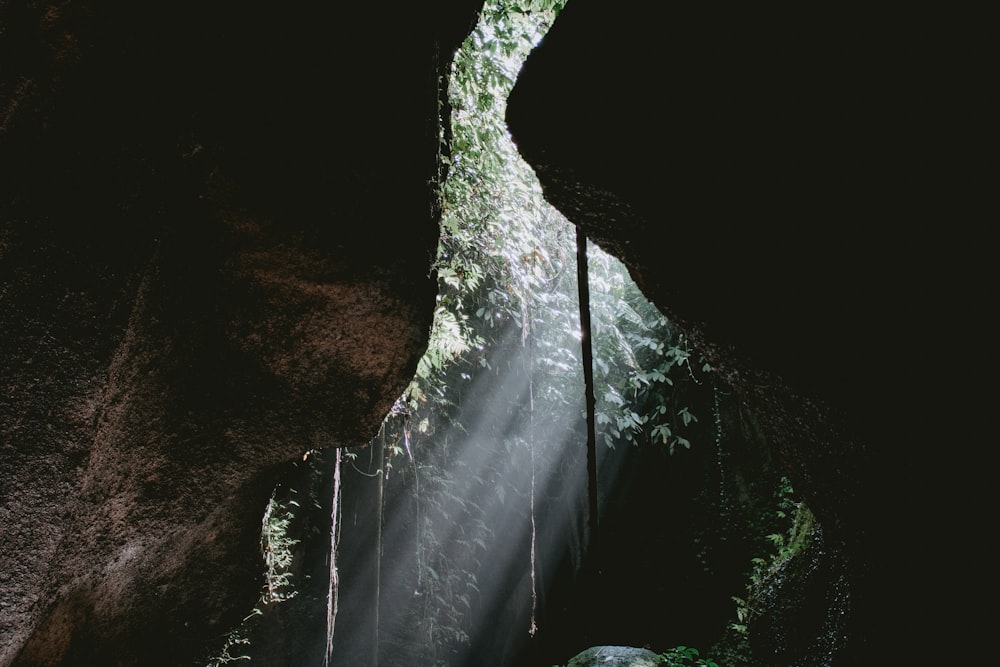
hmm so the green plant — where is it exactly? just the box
[750,478,813,583]
[203,490,301,665]
[260,490,300,603]
[658,645,720,667]
[587,253,707,455]
[726,476,814,638]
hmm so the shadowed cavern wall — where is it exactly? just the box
[0,2,483,665]
[505,2,989,665]
[1,1,989,666]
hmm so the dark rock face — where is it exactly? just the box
[0,2,481,666]
[506,1,988,664]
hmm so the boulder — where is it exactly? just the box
[566,645,662,667]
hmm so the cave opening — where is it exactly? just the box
[1,1,985,665]
[204,4,799,666]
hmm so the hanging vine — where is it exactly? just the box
[323,450,342,667]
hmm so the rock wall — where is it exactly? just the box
[506,1,988,664]
[0,2,482,665]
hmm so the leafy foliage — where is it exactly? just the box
[204,491,300,665]
[360,1,714,662]
[586,255,708,454]
[260,490,300,604]
[658,645,720,667]
[725,475,812,640]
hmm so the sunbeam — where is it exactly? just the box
[331,222,596,666]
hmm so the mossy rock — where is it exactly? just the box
[566,645,663,667]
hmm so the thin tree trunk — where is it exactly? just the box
[576,228,599,550]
